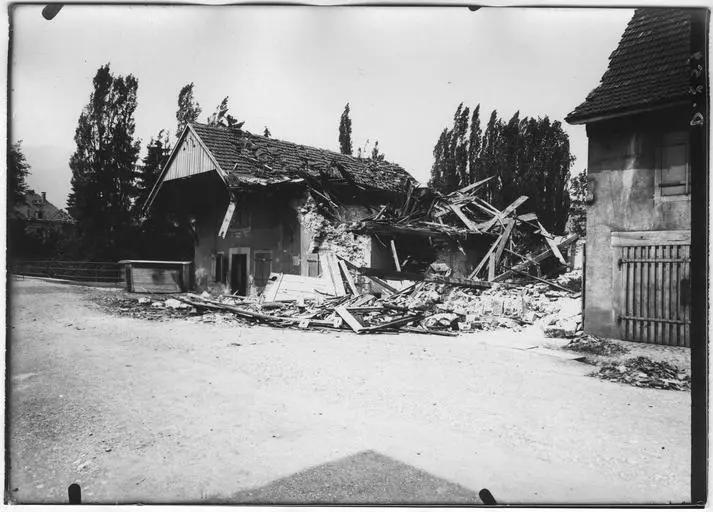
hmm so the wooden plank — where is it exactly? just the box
[503,266,580,295]
[334,306,364,333]
[390,240,402,272]
[537,221,566,265]
[478,196,528,232]
[610,230,691,247]
[263,272,284,302]
[516,212,538,222]
[468,233,503,279]
[322,252,346,297]
[338,260,359,296]
[448,204,479,231]
[493,234,579,282]
[493,218,515,267]
[662,245,670,345]
[448,175,495,196]
[359,314,423,333]
[487,252,496,281]
[218,201,237,239]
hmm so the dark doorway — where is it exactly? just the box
[230,253,248,296]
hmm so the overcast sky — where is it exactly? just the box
[10,5,633,209]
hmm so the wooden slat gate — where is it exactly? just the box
[616,243,691,347]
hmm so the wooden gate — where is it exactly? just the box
[616,243,691,347]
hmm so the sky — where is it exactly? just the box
[9,4,634,209]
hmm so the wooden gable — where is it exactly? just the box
[164,128,222,182]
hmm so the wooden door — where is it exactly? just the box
[617,244,691,346]
[230,254,247,296]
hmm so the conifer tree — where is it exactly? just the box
[8,140,30,209]
[339,103,353,155]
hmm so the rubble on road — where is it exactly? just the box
[593,356,690,391]
[563,334,630,356]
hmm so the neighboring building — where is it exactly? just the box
[144,122,415,295]
[11,190,74,242]
[566,8,700,347]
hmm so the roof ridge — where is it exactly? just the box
[189,121,404,170]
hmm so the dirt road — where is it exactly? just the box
[7,278,690,504]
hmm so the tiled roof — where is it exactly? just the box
[12,191,74,223]
[190,123,415,193]
[566,8,692,124]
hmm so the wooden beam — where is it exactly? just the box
[449,204,479,231]
[493,234,579,282]
[537,221,566,264]
[468,232,504,279]
[335,306,365,333]
[493,218,515,266]
[447,176,495,197]
[390,239,402,272]
[502,266,580,296]
[478,196,528,232]
[338,260,359,295]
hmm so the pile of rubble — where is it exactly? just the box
[593,356,691,391]
[563,334,630,357]
[108,271,581,337]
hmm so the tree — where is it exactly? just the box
[176,82,202,136]
[207,96,244,128]
[568,168,588,237]
[429,105,574,234]
[8,140,30,209]
[451,103,470,189]
[67,64,141,259]
[467,105,482,183]
[339,103,353,155]
[370,140,385,161]
[263,126,271,138]
[135,129,171,211]
[428,128,450,192]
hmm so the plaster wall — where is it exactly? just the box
[584,109,691,338]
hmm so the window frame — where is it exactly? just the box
[655,131,691,202]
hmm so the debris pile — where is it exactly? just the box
[349,176,579,285]
[593,356,690,391]
[563,334,630,356]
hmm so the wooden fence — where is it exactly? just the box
[617,244,691,347]
[11,260,123,285]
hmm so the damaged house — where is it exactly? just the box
[566,8,700,347]
[144,122,416,297]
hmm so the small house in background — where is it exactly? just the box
[566,8,702,347]
[11,190,74,240]
[144,122,416,297]
[8,190,75,260]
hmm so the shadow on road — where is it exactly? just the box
[224,450,483,504]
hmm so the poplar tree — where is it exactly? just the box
[339,103,353,155]
[176,82,202,136]
[467,105,482,183]
[67,64,141,259]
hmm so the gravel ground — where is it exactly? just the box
[6,278,691,505]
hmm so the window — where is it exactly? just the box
[658,133,690,197]
[253,251,272,288]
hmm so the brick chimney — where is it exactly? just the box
[41,192,46,203]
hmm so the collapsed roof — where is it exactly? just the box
[566,8,693,124]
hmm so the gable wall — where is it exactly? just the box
[165,130,220,182]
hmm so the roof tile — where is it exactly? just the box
[566,8,692,124]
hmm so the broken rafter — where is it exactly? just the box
[493,233,578,282]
